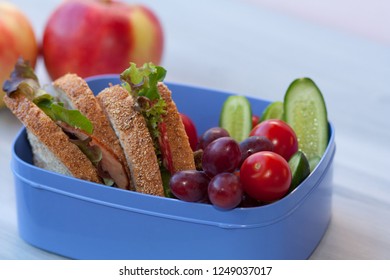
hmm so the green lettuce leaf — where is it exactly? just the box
[120,62,168,157]
[50,103,94,134]
[2,58,39,97]
[70,138,102,165]
[32,94,93,134]
[3,58,94,134]
[120,62,166,101]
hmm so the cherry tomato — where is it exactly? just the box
[250,119,298,161]
[252,114,260,128]
[240,151,291,202]
[180,113,198,151]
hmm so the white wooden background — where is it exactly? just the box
[1,0,389,259]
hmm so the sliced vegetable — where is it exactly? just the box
[180,113,198,151]
[284,78,328,171]
[219,95,252,142]
[260,101,284,121]
[288,151,310,192]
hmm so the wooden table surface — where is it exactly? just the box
[1,0,389,259]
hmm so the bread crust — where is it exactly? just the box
[97,85,164,196]
[53,74,131,189]
[158,83,196,172]
[4,92,101,183]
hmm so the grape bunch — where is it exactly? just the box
[169,127,273,210]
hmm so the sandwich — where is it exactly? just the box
[3,59,195,197]
[3,58,131,189]
[51,73,132,190]
[97,62,196,196]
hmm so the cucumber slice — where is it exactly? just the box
[308,156,321,172]
[220,95,252,142]
[260,101,284,121]
[288,151,310,192]
[284,78,328,171]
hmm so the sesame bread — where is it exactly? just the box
[4,92,101,183]
[53,73,131,189]
[97,85,164,196]
[158,82,196,172]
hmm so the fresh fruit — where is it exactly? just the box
[171,77,328,209]
[169,170,210,202]
[42,0,164,80]
[250,119,298,161]
[197,127,229,150]
[283,78,328,171]
[202,137,241,177]
[208,173,243,210]
[288,151,311,192]
[240,192,262,208]
[239,136,273,167]
[240,151,291,202]
[219,95,252,142]
[260,101,284,121]
[0,2,38,108]
[180,113,198,151]
[252,114,260,128]
[171,77,329,209]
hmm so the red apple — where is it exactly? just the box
[0,2,38,108]
[42,0,164,80]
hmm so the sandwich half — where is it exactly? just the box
[3,60,101,183]
[3,59,131,188]
[97,62,196,196]
[51,73,131,190]
[97,85,164,196]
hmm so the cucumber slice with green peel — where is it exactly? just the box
[219,95,252,142]
[308,156,321,172]
[288,151,311,192]
[284,78,328,171]
[260,101,284,121]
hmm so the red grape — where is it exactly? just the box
[202,137,241,177]
[240,192,262,208]
[208,173,243,210]
[239,135,273,166]
[197,127,230,150]
[169,170,210,202]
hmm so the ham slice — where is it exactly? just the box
[57,121,130,189]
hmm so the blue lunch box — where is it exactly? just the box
[11,76,336,259]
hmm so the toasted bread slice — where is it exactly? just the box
[4,92,101,183]
[53,74,132,189]
[97,85,164,196]
[158,82,196,172]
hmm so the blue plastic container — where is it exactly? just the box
[11,76,336,259]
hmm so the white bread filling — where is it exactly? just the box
[27,130,72,177]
